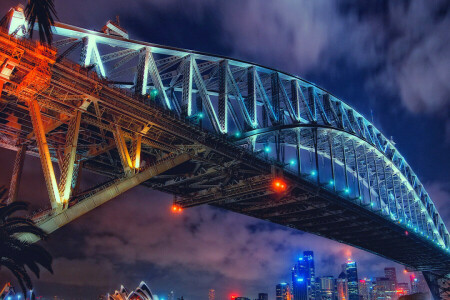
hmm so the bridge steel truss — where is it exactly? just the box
[1,6,449,288]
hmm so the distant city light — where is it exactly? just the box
[297,278,304,282]
[198,112,204,119]
[344,188,350,194]
[329,180,334,185]
[235,131,241,138]
[264,146,271,153]
[311,170,317,176]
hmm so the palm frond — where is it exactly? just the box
[25,0,58,44]
[0,185,53,294]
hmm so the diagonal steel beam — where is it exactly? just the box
[21,153,192,243]
[7,144,26,204]
[58,111,82,203]
[28,99,62,208]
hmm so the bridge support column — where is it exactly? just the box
[247,67,257,128]
[7,144,26,204]
[131,135,142,169]
[113,126,134,175]
[295,129,302,176]
[135,47,150,95]
[291,80,301,121]
[181,55,193,116]
[146,48,172,109]
[352,141,362,202]
[28,99,62,209]
[58,111,82,204]
[218,60,228,133]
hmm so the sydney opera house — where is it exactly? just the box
[107,282,158,300]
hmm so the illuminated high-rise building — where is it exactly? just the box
[276,283,291,300]
[258,293,268,300]
[209,289,215,300]
[358,278,373,300]
[292,259,308,300]
[384,268,397,287]
[292,251,315,300]
[336,272,348,300]
[317,276,335,300]
[373,277,396,300]
[344,259,359,300]
[303,251,316,300]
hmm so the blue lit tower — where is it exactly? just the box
[303,251,316,300]
[292,251,316,300]
[344,259,359,300]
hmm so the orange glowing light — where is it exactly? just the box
[272,179,287,192]
[172,205,182,213]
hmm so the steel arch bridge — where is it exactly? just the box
[0,6,449,294]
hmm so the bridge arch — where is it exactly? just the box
[1,6,448,280]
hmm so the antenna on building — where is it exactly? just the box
[116,15,120,26]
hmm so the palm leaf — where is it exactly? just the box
[0,186,53,294]
[25,0,58,44]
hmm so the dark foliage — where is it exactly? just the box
[0,187,53,297]
[25,0,58,44]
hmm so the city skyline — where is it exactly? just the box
[0,0,449,299]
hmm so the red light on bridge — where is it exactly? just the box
[405,230,409,236]
[272,179,287,192]
[172,205,182,213]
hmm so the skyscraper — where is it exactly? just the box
[373,277,396,300]
[209,289,215,300]
[258,293,268,300]
[358,279,373,300]
[336,272,348,300]
[384,267,397,287]
[292,259,308,300]
[344,259,359,300]
[292,251,315,300]
[303,251,316,300]
[276,283,291,300]
[317,276,336,300]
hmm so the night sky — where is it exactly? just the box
[0,1,449,299]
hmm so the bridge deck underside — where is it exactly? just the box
[211,182,450,274]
